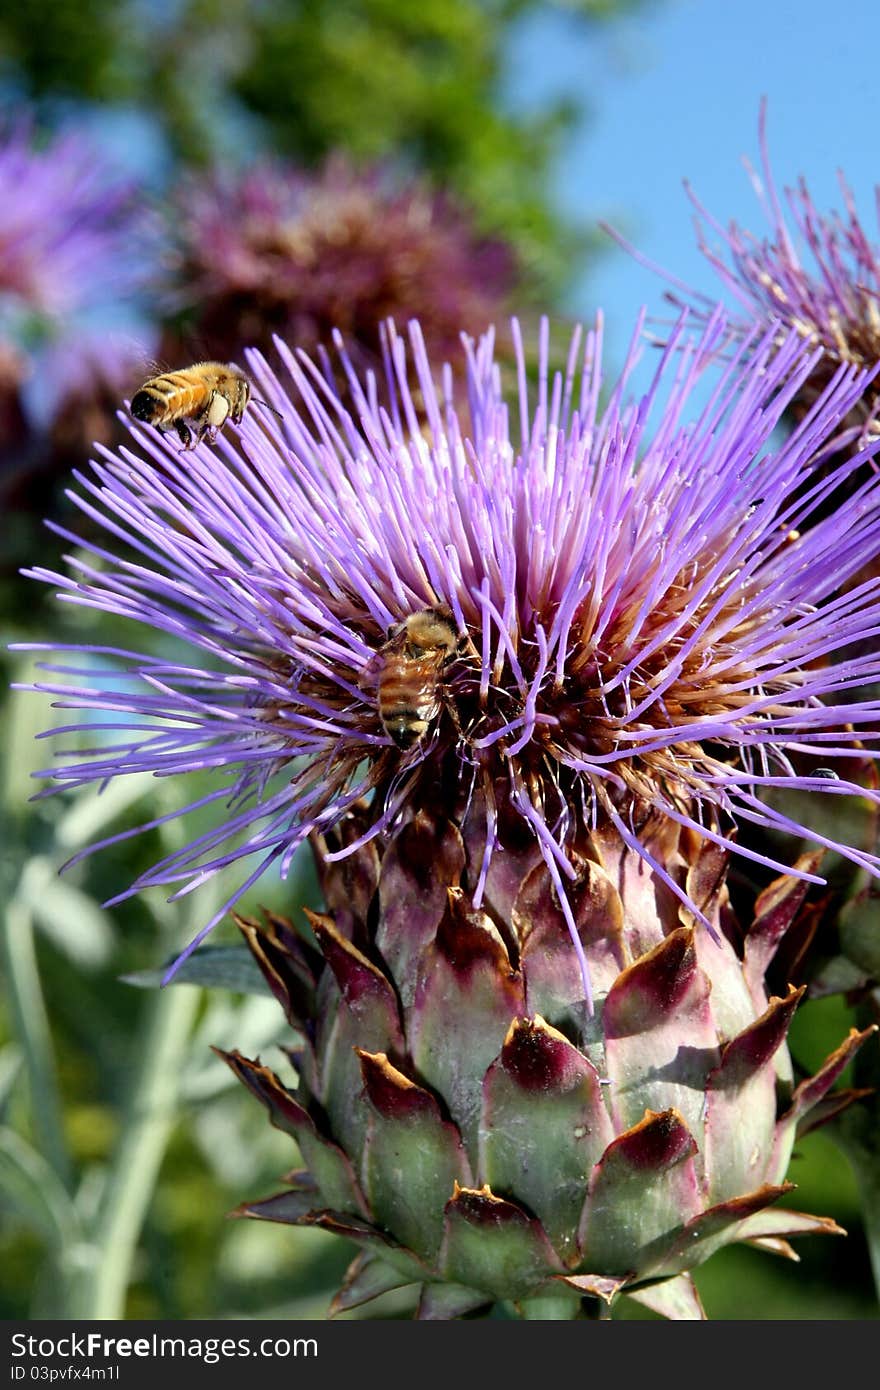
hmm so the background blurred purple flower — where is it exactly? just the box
[19,311,880,995]
[0,335,29,449]
[160,156,518,368]
[0,121,147,323]
[0,121,158,592]
[40,324,158,462]
[608,104,880,441]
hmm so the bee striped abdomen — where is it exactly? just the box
[378,653,444,748]
[130,373,208,426]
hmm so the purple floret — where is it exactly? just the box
[606,101,880,436]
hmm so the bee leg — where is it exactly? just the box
[190,402,223,448]
[444,689,465,739]
[174,419,195,448]
[197,412,220,447]
[231,378,250,424]
[204,391,231,441]
[457,630,481,663]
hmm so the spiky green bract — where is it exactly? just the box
[221,806,873,1319]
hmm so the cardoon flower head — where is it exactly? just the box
[20,309,880,1003]
[160,157,516,365]
[0,121,144,324]
[610,103,880,440]
[21,310,880,1316]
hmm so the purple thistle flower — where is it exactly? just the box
[0,121,146,323]
[17,309,880,1007]
[159,156,517,366]
[0,120,159,589]
[606,102,880,438]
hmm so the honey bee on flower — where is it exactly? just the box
[129,362,251,448]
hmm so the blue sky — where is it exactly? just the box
[506,0,880,368]
[60,0,880,395]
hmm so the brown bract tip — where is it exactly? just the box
[602,1108,698,1173]
[356,1049,437,1120]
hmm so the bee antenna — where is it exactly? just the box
[252,397,284,420]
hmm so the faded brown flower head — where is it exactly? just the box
[161,156,518,367]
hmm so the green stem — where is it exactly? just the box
[1,894,72,1189]
[854,1156,880,1303]
[829,1010,880,1310]
[71,980,200,1319]
[834,1103,880,1307]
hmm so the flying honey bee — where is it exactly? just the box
[129,362,251,448]
[373,607,461,749]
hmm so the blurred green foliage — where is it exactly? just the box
[1,629,348,1321]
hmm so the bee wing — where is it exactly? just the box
[359,623,411,692]
[126,346,174,400]
[358,648,386,693]
[138,351,169,379]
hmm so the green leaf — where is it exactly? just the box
[121,945,272,995]
[52,772,157,848]
[839,888,880,977]
[19,856,115,967]
[0,1126,80,1249]
[0,1047,23,1119]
